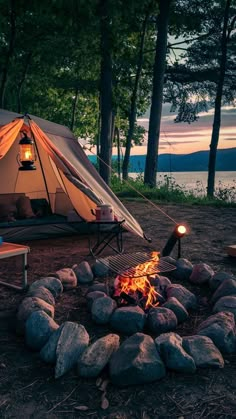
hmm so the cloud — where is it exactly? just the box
[224,137,236,141]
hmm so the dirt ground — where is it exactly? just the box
[0,201,236,419]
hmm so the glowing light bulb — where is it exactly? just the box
[177,225,186,235]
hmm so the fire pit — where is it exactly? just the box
[98,251,176,310]
[14,249,236,388]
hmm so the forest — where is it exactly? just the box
[0,0,235,195]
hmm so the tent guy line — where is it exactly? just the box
[85,146,178,225]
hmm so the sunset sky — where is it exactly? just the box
[83,104,236,157]
[135,104,236,155]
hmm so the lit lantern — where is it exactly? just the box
[18,133,36,171]
[162,224,187,258]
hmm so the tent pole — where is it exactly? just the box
[31,129,52,213]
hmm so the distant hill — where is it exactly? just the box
[88,148,236,172]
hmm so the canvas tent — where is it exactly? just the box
[0,108,145,242]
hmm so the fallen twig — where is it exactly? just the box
[16,379,39,392]
[166,395,185,414]
[46,386,78,413]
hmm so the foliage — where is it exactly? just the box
[165,0,236,122]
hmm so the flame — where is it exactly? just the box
[114,251,162,309]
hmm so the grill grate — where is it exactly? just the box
[98,252,176,278]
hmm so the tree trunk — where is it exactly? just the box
[122,12,149,180]
[115,126,121,180]
[207,0,231,197]
[0,0,16,107]
[70,87,79,131]
[99,0,113,185]
[17,52,32,113]
[144,0,171,187]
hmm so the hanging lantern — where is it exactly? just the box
[18,133,36,171]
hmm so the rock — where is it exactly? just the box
[149,275,171,289]
[110,306,146,335]
[109,333,166,386]
[158,275,172,288]
[55,268,77,289]
[210,279,236,305]
[147,307,178,335]
[91,296,117,324]
[87,282,109,295]
[86,291,107,310]
[189,263,214,285]
[213,296,236,320]
[209,272,235,292]
[40,325,64,363]
[16,297,55,334]
[78,334,120,377]
[25,310,59,351]
[29,277,63,298]
[182,335,224,368]
[197,311,236,354]
[92,260,109,277]
[163,297,189,323]
[166,284,197,310]
[73,262,94,284]
[155,332,196,373]
[26,286,55,306]
[55,322,89,378]
[170,258,193,281]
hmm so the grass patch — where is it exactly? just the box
[110,174,236,207]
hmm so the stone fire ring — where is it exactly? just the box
[16,258,236,387]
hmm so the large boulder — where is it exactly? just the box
[147,307,177,335]
[55,322,89,378]
[170,258,193,281]
[87,282,109,295]
[189,263,214,285]
[110,306,146,335]
[91,260,109,277]
[197,311,236,354]
[40,325,64,363]
[78,334,120,377]
[209,272,235,292]
[25,310,59,351]
[109,333,166,386]
[55,268,77,289]
[73,262,94,285]
[29,277,63,298]
[86,291,107,310]
[26,286,55,306]
[17,297,55,334]
[210,279,236,305]
[91,296,117,324]
[155,332,196,373]
[213,296,236,320]
[182,335,224,368]
[166,284,197,310]
[163,297,189,323]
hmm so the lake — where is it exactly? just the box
[129,171,236,201]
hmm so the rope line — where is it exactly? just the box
[84,146,177,225]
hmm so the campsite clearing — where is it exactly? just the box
[0,202,236,419]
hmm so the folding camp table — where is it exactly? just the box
[88,220,125,256]
[0,242,30,290]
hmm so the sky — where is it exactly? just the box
[82,104,236,157]
[135,104,236,155]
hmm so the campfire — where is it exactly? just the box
[113,252,163,310]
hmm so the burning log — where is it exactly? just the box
[113,252,163,310]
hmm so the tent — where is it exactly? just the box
[0,108,145,242]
